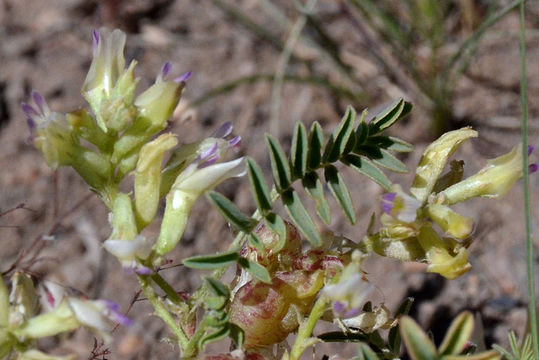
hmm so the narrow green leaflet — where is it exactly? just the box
[369,98,412,134]
[324,165,356,224]
[355,112,369,146]
[324,105,357,162]
[307,121,324,170]
[265,212,287,252]
[290,122,308,179]
[282,188,322,247]
[247,158,272,213]
[206,191,256,233]
[366,135,413,152]
[237,257,271,284]
[183,251,239,269]
[442,351,502,360]
[229,323,245,348]
[318,331,369,343]
[204,276,231,299]
[266,134,292,191]
[302,171,331,224]
[358,343,380,360]
[439,312,474,356]
[199,325,230,349]
[357,146,408,173]
[400,316,438,360]
[342,154,392,190]
[388,297,414,355]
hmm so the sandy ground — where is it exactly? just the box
[0,1,538,358]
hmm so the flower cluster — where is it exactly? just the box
[1,272,129,359]
[363,128,535,279]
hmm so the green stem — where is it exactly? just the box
[183,317,211,358]
[137,275,189,352]
[288,296,327,360]
[151,272,184,305]
[518,2,539,358]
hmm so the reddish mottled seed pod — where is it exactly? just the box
[229,270,323,348]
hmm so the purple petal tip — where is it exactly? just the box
[381,192,397,214]
[161,62,172,79]
[344,308,360,318]
[174,70,192,83]
[529,163,538,174]
[199,142,219,161]
[212,122,233,138]
[92,29,99,54]
[31,91,45,113]
[528,145,535,156]
[21,103,37,118]
[228,135,241,148]
[333,301,346,315]
[135,266,153,275]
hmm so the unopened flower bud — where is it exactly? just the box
[134,133,178,227]
[440,144,524,205]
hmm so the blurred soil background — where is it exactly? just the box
[1,0,539,359]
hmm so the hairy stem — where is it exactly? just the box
[137,275,189,353]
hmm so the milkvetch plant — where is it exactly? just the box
[3,27,536,359]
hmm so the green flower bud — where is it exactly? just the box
[134,80,183,131]
[439,144,523,205]
[410,128,477,203]
[109,193,138,241]
[82,29,139,133]
[135,134,178,227]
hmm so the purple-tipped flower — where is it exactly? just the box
[530,163,538,174]
[92,29,100,55]
[211,121,233,138]
[21,90,53,132]
[160,61,172,80]
[528,145,535,156]
[381,192,396,214]
[174,70,192,83]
